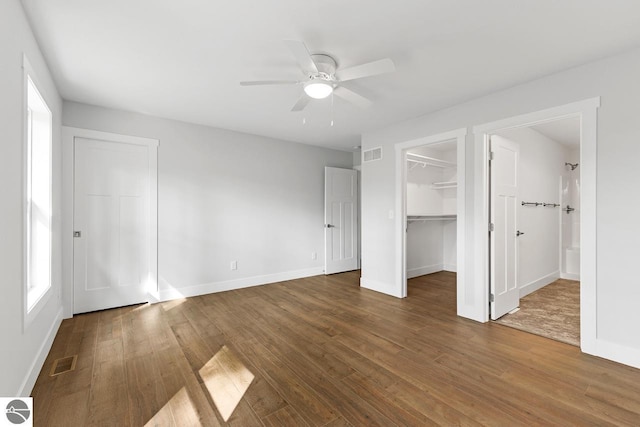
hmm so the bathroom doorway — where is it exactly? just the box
[489,116,581,346]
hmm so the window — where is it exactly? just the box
[24,65,52,315]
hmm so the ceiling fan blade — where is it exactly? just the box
[240,80,300,86]
[291,94,311,112]
[284,40,318,74]
[334,86,372,109]
[336,58,395,82]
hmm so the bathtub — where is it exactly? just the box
[563,247,580,280]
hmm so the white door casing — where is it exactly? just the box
[324,167,358,274]
[490,135,520,319]
[73,137,153,313]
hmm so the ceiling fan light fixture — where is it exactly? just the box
[304,79,333,99]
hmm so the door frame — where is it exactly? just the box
[472,97,599,354]
[62,127,159,318]
[394,128,466,302]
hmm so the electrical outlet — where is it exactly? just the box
[311,252,317,260]
[230,261,237,270]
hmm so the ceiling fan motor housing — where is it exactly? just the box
[310,54,337,80]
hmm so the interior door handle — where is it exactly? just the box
[325,224,335,228]
[516,230,524,237]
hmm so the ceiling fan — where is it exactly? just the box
[240,40,395,111]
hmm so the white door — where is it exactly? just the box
[490,135,520,319]
[324,167,358,274]
[73,137,152,313]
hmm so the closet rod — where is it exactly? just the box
[406,153,455,168]
[407,158,427,168]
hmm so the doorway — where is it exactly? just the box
[395,128,466,304]
[405,140,458,294]
[472,97,599,352]
[488,117,581,346]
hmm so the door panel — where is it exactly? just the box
[74,137,151,313]
[325,167,358,274]
[490,135,520,320]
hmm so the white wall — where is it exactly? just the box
[361,47,640,366]
[62,102,353,301]
[406,221,444,278]
[406,151,444,215]
[0,0,64,395]
[494,128,565,296]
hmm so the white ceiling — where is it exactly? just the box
[531,117,581,148]
[20,0,640,151]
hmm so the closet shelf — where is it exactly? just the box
[406,153,456,168]
[430,181,457,189]
[407,214,457,222]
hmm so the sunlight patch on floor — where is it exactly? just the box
[199,345,254,421]
[161,298,187,311]
[145,387,197,426]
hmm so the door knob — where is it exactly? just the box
[516,230,524,237]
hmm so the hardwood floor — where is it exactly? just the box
[31,271,640,426]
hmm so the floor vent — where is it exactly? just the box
[363,147,382,163]
[50,355,78,376]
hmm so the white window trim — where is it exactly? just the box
[23,54,53,330]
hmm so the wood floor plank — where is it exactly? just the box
[125,354,174,426]
[234,338,339,426]
[256,335,397,426]
[340,371,439,426]
[87,360,130,426]
[44,389,90,427]
[30,270,640,426]
[238,296,356,380]
[154,346,221,426]
[240,374,288,419]
[261,405,310,427]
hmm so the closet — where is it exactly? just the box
[405,141,457,279]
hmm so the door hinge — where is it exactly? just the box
[490,293,495,303]
[489,223,494,232]
[489,151,494,161]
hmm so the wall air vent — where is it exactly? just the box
[362,147,382,163]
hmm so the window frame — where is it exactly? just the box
[23,55,53,329]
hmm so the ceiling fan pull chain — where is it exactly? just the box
[331,92,335,127]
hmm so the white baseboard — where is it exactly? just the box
[585,338,640,370]
[519,271,560,298]
[443,264,457,273]
[560,272,580,281]
[157,267,324,302]
[360,277,402,298]
[407,264,443,279]
[19,307,63,396]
